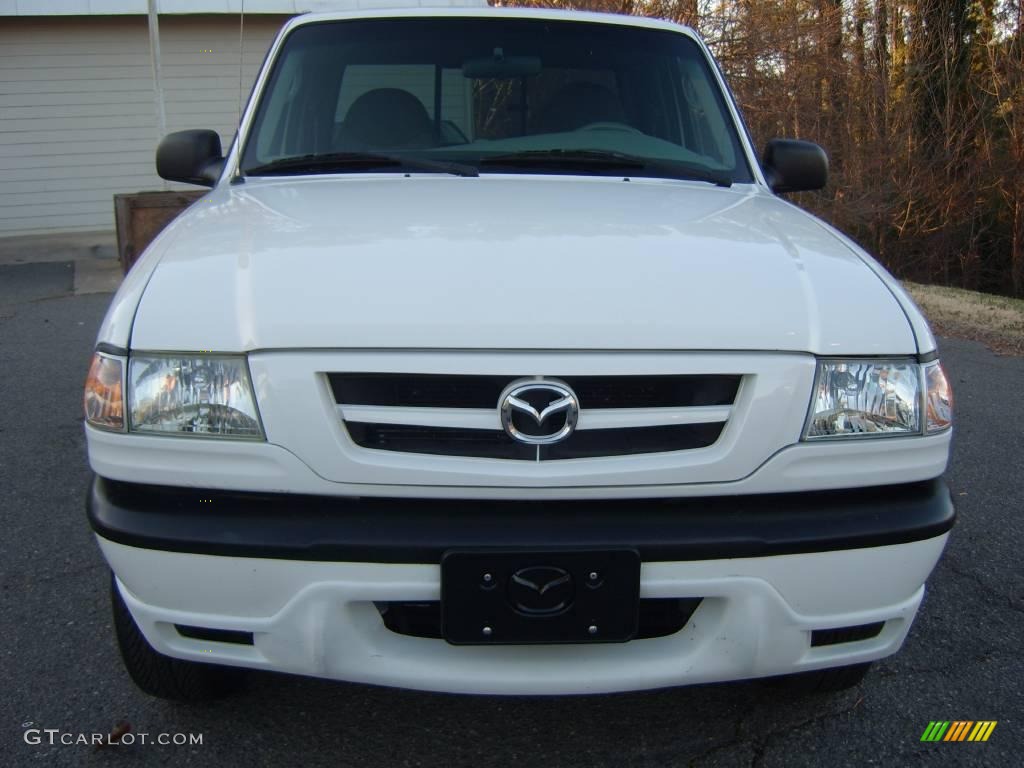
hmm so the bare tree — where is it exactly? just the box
[496,0,1024,296]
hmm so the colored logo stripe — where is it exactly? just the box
[944,721,973,741]
[968,722,998,742]
[920,721,997,742]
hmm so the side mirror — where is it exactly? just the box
[762,139,828,193]
[156,130,224,187]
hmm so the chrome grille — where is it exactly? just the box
[330,373,740,461]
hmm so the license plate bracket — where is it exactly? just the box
[441,549,640,645]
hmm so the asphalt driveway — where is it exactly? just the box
[1,263,1020,767]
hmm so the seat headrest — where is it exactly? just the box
[340,88,434,150]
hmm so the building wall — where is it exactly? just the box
[0,14,287,236]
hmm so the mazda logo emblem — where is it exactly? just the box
[499,379,579,445]
[508,566,575,616]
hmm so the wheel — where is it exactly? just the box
[110,573,244,702]
[762,662,872,694]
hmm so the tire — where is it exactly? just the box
[763,662,872,694]
[110,573,245,702]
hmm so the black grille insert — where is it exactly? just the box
[376,598,703,641]
[346,422,724,460]
[345,422,535,460]
[543,423,723,460]
[330,373,740,409]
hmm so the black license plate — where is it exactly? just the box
[441,549,640,645]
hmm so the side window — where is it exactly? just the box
[471,68,624,140]
[528,69,623,135]
[472,77,525,139]
[616,62,678,146]
[441,70,474,141]
[253,50,306,160]
[336,65,434,121]
[676,58,736,168]
[334,65,473,145]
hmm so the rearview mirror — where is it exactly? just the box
[762,139,828,194]
[156,130,224,187]
[463,53,541,79]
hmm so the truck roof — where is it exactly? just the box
[288,5,698,40]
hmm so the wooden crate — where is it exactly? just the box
[114,190,205,274]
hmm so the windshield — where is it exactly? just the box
[240,17,754,183]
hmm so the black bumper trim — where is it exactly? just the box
[87,476,955,564]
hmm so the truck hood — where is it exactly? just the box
[131,176,915,354]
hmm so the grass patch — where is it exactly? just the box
[904,282,1024,355]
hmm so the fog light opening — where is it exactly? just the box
[174,624,254,646]
[810,621,885,647]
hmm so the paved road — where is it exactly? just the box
[1,264,1021,767]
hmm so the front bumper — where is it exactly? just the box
[88,476,954,562]
[90,476,954,695]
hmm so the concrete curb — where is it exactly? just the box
[0,231,117,266]
[0,232,123,297]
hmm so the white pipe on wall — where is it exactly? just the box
[147,0,169,190]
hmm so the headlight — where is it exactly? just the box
[924,361,953,433]
[805,359,921,438]
[128,354,263,439]
[84,352,125,432]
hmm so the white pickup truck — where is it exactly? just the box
[84,5,955,701]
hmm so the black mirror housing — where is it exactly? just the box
[762,139,828,194]
[156,130,224,187]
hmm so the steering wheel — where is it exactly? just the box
[576,122,644,135]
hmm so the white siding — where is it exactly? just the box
[0,15,287,236]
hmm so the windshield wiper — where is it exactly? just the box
[244,152,479,178]
[479,149,732,187]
